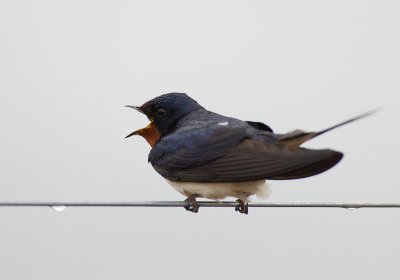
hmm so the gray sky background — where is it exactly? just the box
[0,1,399,279]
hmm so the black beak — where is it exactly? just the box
[125,105,143,113]
[125,105,145,138]
[125,130,140,138]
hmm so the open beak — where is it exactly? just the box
[125,105,146,139]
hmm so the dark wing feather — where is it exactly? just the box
[149,124,248,172]
[245,121,273,132]
[168,139,343,182]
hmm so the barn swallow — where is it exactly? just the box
[126,92,375,214]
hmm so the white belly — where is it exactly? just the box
[166,180,270,202]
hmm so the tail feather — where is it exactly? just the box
[278,109,379,148]
[311,108,379,139]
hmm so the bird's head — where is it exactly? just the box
[125,92,203,146]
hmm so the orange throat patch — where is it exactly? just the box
[136,122,161,147]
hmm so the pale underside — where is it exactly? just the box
[166,179,270,202]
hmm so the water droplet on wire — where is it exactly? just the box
[51,205,67,212]
[343,207,360,210]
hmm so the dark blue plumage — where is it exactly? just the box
[126,92,374,213]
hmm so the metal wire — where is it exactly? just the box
[0,201,400,209]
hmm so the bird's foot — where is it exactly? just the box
[235,199,249,215]
[184,195,199,213]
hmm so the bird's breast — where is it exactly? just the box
[166,180,269,201]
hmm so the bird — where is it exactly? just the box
[125,92,375,214]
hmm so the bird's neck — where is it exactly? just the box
[136,122,161,147]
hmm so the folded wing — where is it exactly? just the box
[165,139,343,182]
[149,124,248,171]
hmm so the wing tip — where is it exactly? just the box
[270,149,344,180]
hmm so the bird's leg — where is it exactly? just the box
[235,199,249,215]
[184,195,200,213]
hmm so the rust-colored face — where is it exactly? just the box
[125,121,161,147]
[132,122,161,147]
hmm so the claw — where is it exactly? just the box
[235,199,248,215]
[184,195,199,213]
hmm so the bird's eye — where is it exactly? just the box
[156,108,167,117]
